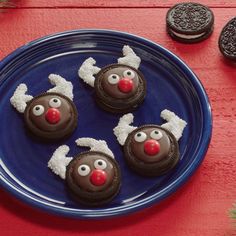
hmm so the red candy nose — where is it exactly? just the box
[45,108,61,124]
[118,77,133,93]
[90,169,107,186]
[144,139,160,156]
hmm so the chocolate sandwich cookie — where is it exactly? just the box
[166,2,214,43]
[219,17,236,61]
[123,125,179,177]
[66,151,121,206]
[94,64,146,113]
[24,92,78,140]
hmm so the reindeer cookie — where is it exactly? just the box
[48,138,121,206]
[78,45,146,113]
[10,74,78,140]
[114,110,187,177]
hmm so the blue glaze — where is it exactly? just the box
[0,29,212,219]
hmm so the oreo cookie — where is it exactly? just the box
[78,45,146,113]
[166,2,214,43]
[10,74,78,141]
[94,64,146,113]
[123,125,180,177]
[113,110,187,177]
[66,151,121,206]
[48,138,121,206]
[219,17,236,61]
[24,92,78,140]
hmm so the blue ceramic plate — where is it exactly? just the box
[0,29,212,219]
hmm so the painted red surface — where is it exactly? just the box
[4,0,236,8]
[0,1,236,236]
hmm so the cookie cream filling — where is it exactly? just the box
[171,30,206,39]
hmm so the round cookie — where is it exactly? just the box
[66,151,121,206]
[218,17,236,61]
[123,125,179,177]
[24,92,78,140]
[166,2,214,43]
[94,64,146,113]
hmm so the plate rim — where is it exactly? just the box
[0,29,212,219]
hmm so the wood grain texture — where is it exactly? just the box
[6,0,236,8]
[0,6,236,236]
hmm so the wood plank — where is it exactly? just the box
[0,7,236,236]
[0,8,235,120]
[1,150,236,236]
[0,8,235,58]
[2,0,236,8]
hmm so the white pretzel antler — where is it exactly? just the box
[76,138,114,158]
[47,74,74,100]
[48,145,73,179]
[113,113,137,146]
[78,57,101,87]
[10,84,33,113]
[161,109,187,141]
[117,45,141,69]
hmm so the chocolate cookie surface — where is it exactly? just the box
[24,92,78,140]
[166,2,214,43]
[123,125,179,177]
[94,64,146,113]
[66,151,121,206]
[219,17,236,61]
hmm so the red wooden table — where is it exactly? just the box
[1,1,236,235]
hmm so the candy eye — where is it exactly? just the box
[134,132,147,142]
[78,165,91,176]
[94,159,107,170]
[150,130,163,140]
[32,105,45,116]
[49,98,61,108]
[107,74,120,84]
[123,69,135,79]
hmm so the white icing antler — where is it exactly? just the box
[47,74,74,100]
[161,109,187,141]
[48,145,73,179]
[76,138,114,158]
[78,57,101,87]
[118,45,141,69]
[10,84,33,113]
[113,113,137,146]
